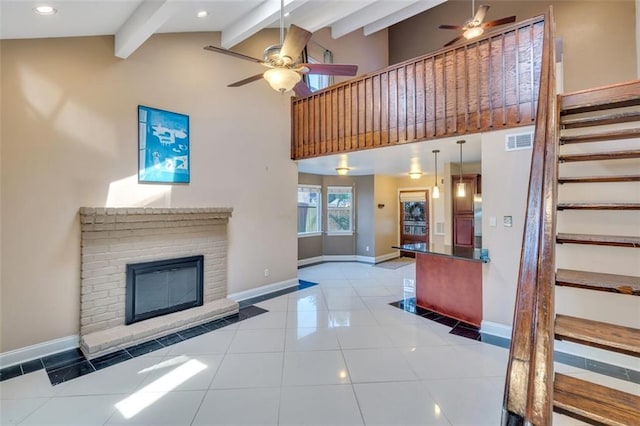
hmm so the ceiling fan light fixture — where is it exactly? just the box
[463,26,484,40]
[263,68,301,93]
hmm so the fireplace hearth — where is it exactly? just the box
[78,207,238,359]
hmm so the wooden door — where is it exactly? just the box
[452,175,480,249]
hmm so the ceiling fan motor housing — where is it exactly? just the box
[264,44,293,67]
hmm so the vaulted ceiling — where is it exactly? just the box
[0,0,447,58]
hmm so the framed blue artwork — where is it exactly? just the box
[138,105,190,184]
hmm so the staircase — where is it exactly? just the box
[552,83,640,424]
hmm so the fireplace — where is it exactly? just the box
[126,256,204,325]
[78,207,238,359]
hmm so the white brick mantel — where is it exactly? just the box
[78,207,238,358]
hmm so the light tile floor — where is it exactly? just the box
[1,262,638,425]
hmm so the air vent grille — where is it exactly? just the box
[505,132,534,151]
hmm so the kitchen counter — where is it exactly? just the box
[393,243,484,327]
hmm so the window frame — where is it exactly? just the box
[297,184,322,237]
[326,185,354,236]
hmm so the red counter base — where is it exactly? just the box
[415,253,482,327]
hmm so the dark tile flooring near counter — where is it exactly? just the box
[0,280,318,385]
[390,297,640,385]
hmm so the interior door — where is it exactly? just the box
[452,175,480,249]
[399,191,429,257]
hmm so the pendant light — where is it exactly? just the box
[456,140,466,198]
[432,149,440,199]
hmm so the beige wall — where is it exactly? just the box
[389,0,636,93]
[373,175,398,258]
[2,16,389,353]
[309,27,389,82]
[0,32,300,352]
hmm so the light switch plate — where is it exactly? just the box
[489,216,497,227]
[503,216,513,227]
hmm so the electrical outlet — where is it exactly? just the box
[264,268,270,277]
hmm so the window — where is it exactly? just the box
[305,50,334,93]
[327,186,353,234]
[297,185,321,236]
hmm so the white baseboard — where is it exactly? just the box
[297,256,324,267]
[322,255,357,262]
[227,278,299,302]
[480,321,639,371]
[374,252,400,263]
[480,321,513,340]
[298,252,400,267]
[0,335,79,368]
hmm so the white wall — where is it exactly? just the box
[480,127,534,326]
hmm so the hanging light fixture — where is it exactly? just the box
[262,0,301,93]
[432,149,440,199]
[263,68,301,93]
[456,140,466,198]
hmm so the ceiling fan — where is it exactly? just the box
[438,0,516,47]
[204,0,358,97]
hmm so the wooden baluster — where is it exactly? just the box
[464,46,470,132]
[442,53,447,135]
[476,41,481,129]
[453,48,458,134]
[431,56,438,136]
[515,26,521,123]
[502,33,507,126]
[488,37,493,128]
[530,23,535,121]
[422,59,427,138]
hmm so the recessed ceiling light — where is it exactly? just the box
[197,10,208,18]
[284,12,290,17]
[34,5,57,15]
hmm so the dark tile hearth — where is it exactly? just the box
[0,279,318,385]
[47,360,95,385]
[91,350,132,371]
[0,364,22,381]
[389,297,640,385]
[126,339,165,358]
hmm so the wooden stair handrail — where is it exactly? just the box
[502,7,558,425]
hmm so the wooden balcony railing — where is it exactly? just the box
[291,15,545,160]
[501,7,557,424]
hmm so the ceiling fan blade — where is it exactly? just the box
[300,63,358,76]
[293,80,313,98]
[204,45,267,65]
[482,16,516,28]
[438,24,463,30]
[473,4,489,23]
[443,35,463,47]
[280,24,312,63]
[227,73,265,87]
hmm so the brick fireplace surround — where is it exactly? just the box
[78,207,238,359]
